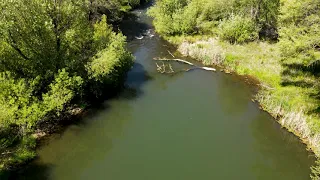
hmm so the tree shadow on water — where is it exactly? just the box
[69,62,152,129]
[121,62,152,100]
[0,61,152,180]
[117,6,153,41]
[0,161,52,180]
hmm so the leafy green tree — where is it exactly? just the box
[219,14,259,44]
[0,72,44,131]
[0,0,92,80]
[148,0,279,38]
[278,0,320,65]
[0,0,138,169]
[43,69,83,114]
[0,0,134,138]
[87,15,133,96]
[147,0,188,35]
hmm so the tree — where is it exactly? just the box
[0,0,133,135]
[148,0,279,38]
[278,0,320,65]
[0,0,92,80]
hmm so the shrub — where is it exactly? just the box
[148,0,279,37]
[218,14,259,44]
[278,0,320,64]
[148,0,188,35]
[43,69,83,114]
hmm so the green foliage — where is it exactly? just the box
[219,14,259,44]
[311,163,320,180]
[0,69,82,130]
[278,0,320,64]
[87,15,133,96]
[43,69,83,114]
[0,72,44,129]
[93,15,114,51]
[277,2,320,178]
[0,0,134,130]
[159,0,320,178]
[311,159,320,180]
[147,0,188,35]
[88,0,146,22]
[2,136,36,166]
[148,0,279,38]
[0,0,138,169]
[0,0,91,79]
[89,34,133,82]
[125,0,144,8]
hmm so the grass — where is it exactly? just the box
[167,35,320,156]
[0,135,37,171]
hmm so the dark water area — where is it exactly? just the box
[4,3,315,180]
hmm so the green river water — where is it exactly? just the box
[7,3,316,180]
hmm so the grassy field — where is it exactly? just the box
[166,35,320,156]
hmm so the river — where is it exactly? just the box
[7,3,316,180]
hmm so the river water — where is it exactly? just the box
[8,3,316,180]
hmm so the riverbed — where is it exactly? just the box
[8,3,315,180]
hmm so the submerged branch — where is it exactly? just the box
[167,50,175,58]
[153,57,216,71]
[154,57,194,66]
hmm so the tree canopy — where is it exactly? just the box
[0,0,138,168]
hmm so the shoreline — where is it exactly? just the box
[0,82,130,172]
[165,36,320,157]
[0,0,154,172]
[0,105,86,173]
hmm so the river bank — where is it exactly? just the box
[1,2,316,179]
[0,0,151,173]
[0,106,83,170]
[165,35,320,158]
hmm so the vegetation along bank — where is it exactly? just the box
[0,0,148,171]
[148,0,320,178]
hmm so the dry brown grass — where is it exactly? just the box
[257,91,320,155]
[178,38,225,66]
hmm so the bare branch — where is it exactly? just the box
[167,50,175,58]
[153,57,216,72]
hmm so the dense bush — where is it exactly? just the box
[88,0,147,21]
[278,0,320,65]
[218,15,259,44]
[147,0,188,35]
[148,0,279,39]
[0,0,133,129]
[0,0,137,167]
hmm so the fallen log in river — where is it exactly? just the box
[153,57,216,72]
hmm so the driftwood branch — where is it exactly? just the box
[154,57,194,65]
[167,50,175,58]
[260,83,275,90]
[153,57,216,71]
[156,62,175,74]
